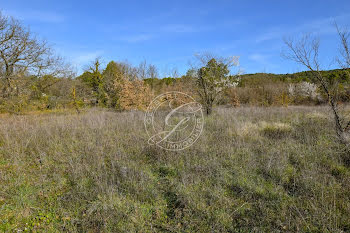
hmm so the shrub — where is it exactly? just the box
[259,122,292,139]
[115,79,152,111]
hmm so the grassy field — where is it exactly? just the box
[0,106,350,232]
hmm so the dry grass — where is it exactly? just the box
[0,106,350,232]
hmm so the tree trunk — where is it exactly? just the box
[206,104,212,115]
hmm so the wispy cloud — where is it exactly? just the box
[108,17,234,44]
[115,23,212,43]
[161,23,214,33]
[70,50,104,72]
[249,53,280,70]
[115,24,203,43]
[249,53,270,64]
[119,34,155,43]
[4,9,66,23]
[256,13,350,43]
[256,30,282,43]
[162,24,197,33]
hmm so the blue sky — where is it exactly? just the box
[2,0,350,76]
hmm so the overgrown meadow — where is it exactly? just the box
[1,106,350,232]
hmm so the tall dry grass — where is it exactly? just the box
[0,106,349,232]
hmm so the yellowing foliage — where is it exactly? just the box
[115,79,152,111]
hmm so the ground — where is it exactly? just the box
[0,106,350,232]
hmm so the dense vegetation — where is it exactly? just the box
[2,10,350,232]
[1,11,349,114]
[1,107,350,232]
[2,62,350,114]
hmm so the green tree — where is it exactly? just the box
[78,58,104,105]
[102,61,123,108]
[196,57,240,115]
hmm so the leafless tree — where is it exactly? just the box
[138,59,148,80]
[283,31,350,143]
[335,23,350,69]
[0,12,69,97]
[170,68,179,79]
[121,61,139,81]
[146,64,158,91]
[147,64,158,79]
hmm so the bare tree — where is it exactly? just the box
[283,31,350,143]
[0,12,68,97]
[335,23,350,69]
[170,67,179,79]
[147,64,158,79]
[146,64,158,91]
[120,61,138,81]
[138,59,148,80]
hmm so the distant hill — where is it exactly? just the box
[239,68,350,87]
[144,68,350,88]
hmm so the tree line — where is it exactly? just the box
[1,10,350,145]
[0,11,243,115]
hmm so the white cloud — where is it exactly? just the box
[256,30,282,43]
[119,34,155,43]
[162,24,196,33]
[3,9,65,23]
[255,13,350,43]
[70,50,104,73]
[249,53,269,63]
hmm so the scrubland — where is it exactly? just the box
[1,106,350,232]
